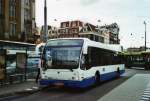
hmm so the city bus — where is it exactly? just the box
[39,38,125,88]
[120,51,150,70]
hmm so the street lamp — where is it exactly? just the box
[130,33,133,48]
[44,0,48,42]
[97,19,101,26]
[98,19,101,23]
[143,21,147,51]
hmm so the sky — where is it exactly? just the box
[36,0,150,49]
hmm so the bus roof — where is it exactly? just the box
[83,38,122,52]
[47,38,122,52]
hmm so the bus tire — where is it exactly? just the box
[95,72,100,85]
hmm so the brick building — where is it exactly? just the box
[41,20,120,44]
[56,20,109,43]
[58,20,83,38]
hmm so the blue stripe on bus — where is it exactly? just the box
[101,70,124,81]
[39,70,125,88]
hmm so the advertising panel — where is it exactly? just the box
[16,53,27,71]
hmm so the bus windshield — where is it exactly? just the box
[43,39,83,69]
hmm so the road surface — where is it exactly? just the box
[3,69,150,101]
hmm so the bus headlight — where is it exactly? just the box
[72,76,79,80]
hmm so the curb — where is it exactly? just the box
[0,86,40,98]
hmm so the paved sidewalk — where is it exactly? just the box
[98,74,150,101]
[0,80,39,97]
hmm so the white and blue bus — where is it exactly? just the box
[40,38,125,88]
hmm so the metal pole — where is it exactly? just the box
[44,0,48,42]
[144,21,147,51]
[25,47,28,81]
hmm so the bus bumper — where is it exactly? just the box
[39,70,125,88]
[39,77,95,88]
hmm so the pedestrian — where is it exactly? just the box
[36,58,41,83]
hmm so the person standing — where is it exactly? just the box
[36,58,41,83]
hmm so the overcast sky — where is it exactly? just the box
[36,0,150,49]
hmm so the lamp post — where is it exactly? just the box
[44,0,48,42]
[97,19,101,27]
[143,21,147,51]
[130,33,133,48]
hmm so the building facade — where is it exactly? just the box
[56,20,114,44]
[0,0,35,43]
[0,0,4,39]
[41,25,59,42]
[40,20,120,44]
[33,26,41,44]
[100,23,120,44]
[80,23,109,43]
[58,20,83,38]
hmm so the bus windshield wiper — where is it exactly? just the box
[70,69,73,72]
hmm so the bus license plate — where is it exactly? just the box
[54,83,64,86]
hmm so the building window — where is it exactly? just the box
[0,0,2,15]
[0,20,3,34]
[62,23,66,28]
[24,9,30,20]
[10,23,16,36]
[66,29,68,34]
[62,29,66,34]
[66,23,69,27]
[9,0,16,17]
[0,0,3,35]
[72,29,78,33]
[72,22,77,27]
[95,35,99,42]
[99,36,104,43]
[25,0,30,6]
